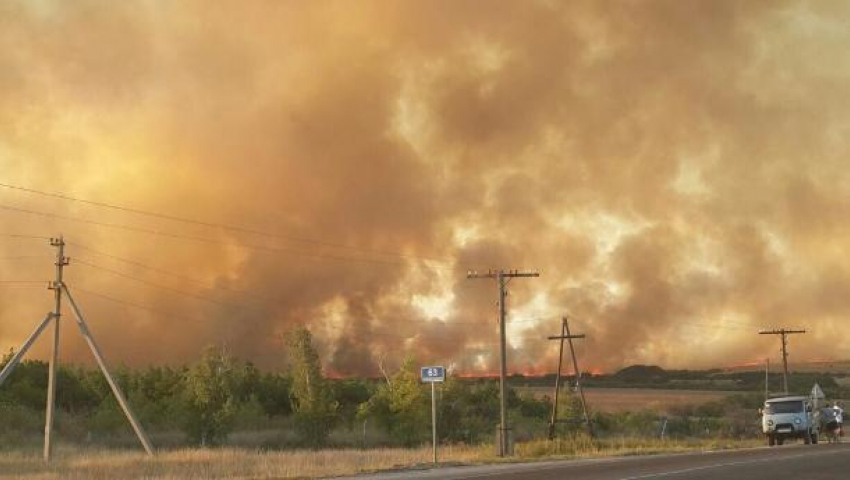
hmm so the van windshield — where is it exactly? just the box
[765,401,804,414]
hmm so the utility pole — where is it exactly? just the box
[759,329,805,395]
[764,358,770,401]
[547,318,570,440]
[44,236,68,461]
[467,269,538,457]
[547,317,593,439]
[0,237,154,460]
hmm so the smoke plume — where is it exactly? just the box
[2,0,850,374]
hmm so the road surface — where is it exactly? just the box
[343,443,850,480]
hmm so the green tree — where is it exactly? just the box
[255,372,292,417]
[438,378,499,443]
[333,378,373,430]
[359,357,428,446]
[286,327,338,446]
[182,345,240,445]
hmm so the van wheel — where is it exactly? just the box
[777,438,785,446]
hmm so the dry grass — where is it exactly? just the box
[0,444,490,480]
[0,437,763,480]
[516,387,739,413]
[516,436,762,459]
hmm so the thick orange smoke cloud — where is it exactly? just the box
[1,0,849,375]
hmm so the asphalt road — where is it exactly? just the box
[344,443,850,480]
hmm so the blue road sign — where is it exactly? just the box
[421,366,446,383]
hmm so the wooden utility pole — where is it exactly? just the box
[548,319,570,440]
[467,269,538,457]
[0,237,154,460]
[759,329,805,395]
[764,358,770,401]
[547,317,593,439]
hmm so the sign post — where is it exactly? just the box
[421,366,446,465]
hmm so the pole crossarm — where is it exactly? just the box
[467,269,540,279]
[759,329,806,335]
[547,334,586,340]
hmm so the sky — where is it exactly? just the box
[1,0,850,376]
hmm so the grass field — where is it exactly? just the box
[0,437,763,479]
[723,360,850,374]
[0,444,486,480]
[516,387,741,413]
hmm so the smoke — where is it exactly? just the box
[2,0,850,374]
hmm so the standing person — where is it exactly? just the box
[834,402,844,438]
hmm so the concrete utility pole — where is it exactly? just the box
[0,237,154,460]
[759,329,806,395]
[467,269,538,457]
[547,317,593,440]
[62,285,154,455]
[44,236,68,461]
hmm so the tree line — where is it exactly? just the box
[0,327,558,448]
[0,327,785,449]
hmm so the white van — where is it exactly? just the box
[761,395,820,446]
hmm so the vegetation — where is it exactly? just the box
[0,342,845,478]
[183,345,241,445]
[0,437,764,479]
[358,357,428,446]
[285,327,338,446]
[514,364,843,394]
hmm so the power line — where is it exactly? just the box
[0,233,51,240]
[66,242,548,325]
[7,237,753,335]
[0,256,53,260]
[70,287,206,325]
[347,330,501,345]
[72,256,533,326]
[0,182,455,264]
[72,259,256,311]
[523,311,756,332]
[71,286,502,345]
[67,241,277,303]
[0,204,461,270]
[69,251,508,327]
[60,242,538,328]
